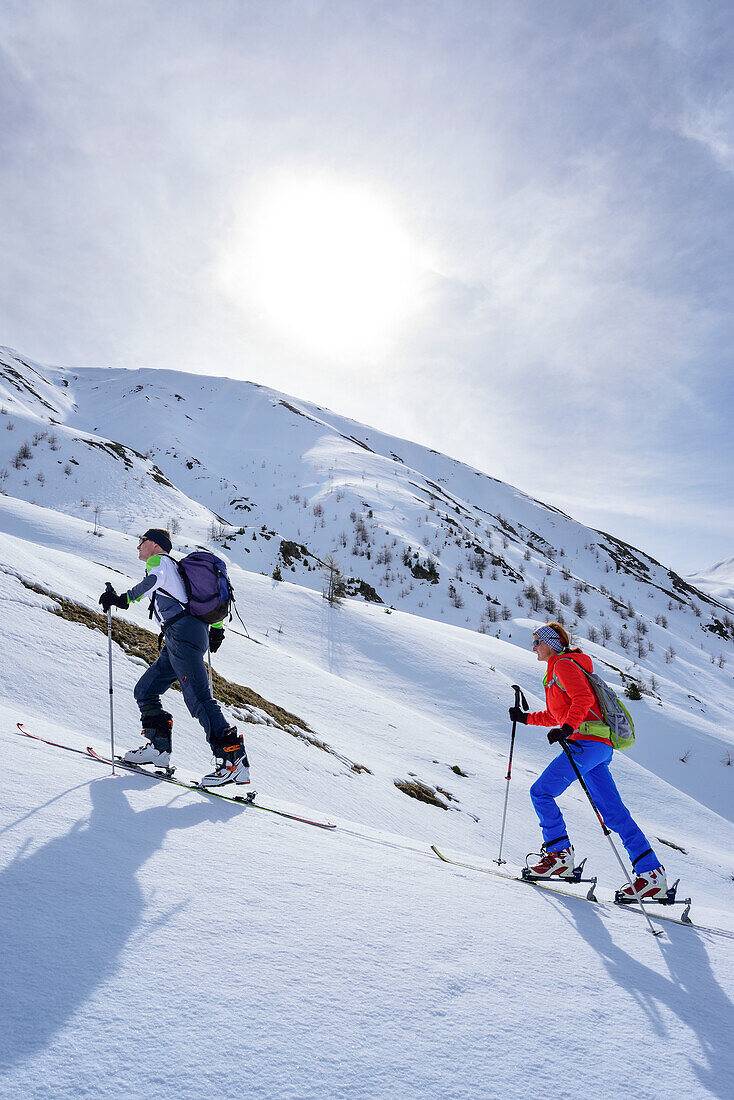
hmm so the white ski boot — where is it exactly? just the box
[201,730,250,787]
[616,866,668,902]
[524,846,576,879]
[124,713,173,768]
[123,742,172,768]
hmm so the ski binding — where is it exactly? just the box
[115,756,176,779]
[614,878,692,923]
[521,857,595,885]
[232,791,257,804]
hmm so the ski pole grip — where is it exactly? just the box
[511,684,529,711]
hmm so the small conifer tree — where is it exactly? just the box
[322,555,346,606]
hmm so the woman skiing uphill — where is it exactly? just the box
[509,622,667,900]
[98,527,251,788]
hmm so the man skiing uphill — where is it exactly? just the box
[509,622,667,900]
[98,528,251,788]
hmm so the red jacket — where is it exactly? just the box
[526,650,610,744]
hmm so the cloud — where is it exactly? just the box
[678,96,734,177]
[0,0,731,573]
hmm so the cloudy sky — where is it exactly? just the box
[1,0,732,573]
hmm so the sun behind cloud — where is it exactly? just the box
[217,172,425,357]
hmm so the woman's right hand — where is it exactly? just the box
[509,705,527,724]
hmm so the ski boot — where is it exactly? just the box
[123,712,173,769]
[201,729,250,787]
[615,866,669,904]
[522,844,576,881]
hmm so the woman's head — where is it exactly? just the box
[531,621,570,662]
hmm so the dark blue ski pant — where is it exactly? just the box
[134,615,231,746]
[529,740,660,872]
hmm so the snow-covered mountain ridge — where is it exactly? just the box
[1,344,730,630]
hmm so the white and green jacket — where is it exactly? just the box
[126,554,188,627]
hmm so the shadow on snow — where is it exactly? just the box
[535,888,734,1098]
[0,771,240,1073]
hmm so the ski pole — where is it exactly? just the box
[233,603,252,640]
[104,583,116,775]
[207,646,212,693]
[495,684,528,865]
[559,739,662,937]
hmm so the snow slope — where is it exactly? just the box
[1,346,733,1098]
[1,501,734,1099]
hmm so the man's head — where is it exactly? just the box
[137,527,172,561]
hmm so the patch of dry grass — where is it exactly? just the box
[394,778,449,810]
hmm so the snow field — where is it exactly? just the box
[1,536,734,1097]
[2,705,733,1100]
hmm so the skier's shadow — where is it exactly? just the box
[538,890,734,1097]
[0,772,240,1074]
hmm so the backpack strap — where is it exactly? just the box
[154,554,189,607]
[161,610,187,631]
[551,656,603,723]
[146,554,188,622]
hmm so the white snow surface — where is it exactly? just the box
[0,348,733,1099]
[691,557,734,608]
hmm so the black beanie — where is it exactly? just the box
[140,528,173,553]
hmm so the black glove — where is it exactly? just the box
[547,724,573,745]
[209,626,225,653]
[509,706,528,724]
[99,588,128,612]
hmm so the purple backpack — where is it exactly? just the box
[176,551,233,625]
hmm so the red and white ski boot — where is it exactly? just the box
[523,846,576,880]
[615,866,668,903]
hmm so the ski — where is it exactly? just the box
[432,844,601,903]
[95,749,337,828]
[91,746,337,828]
[86,745,259,804]
[15,723,336,830]
[17,722,93,758]
[430,845,732,940]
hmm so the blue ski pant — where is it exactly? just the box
[529,740,660,873]
[134,615,231,746]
